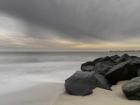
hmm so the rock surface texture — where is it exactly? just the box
[122,77,140,100]
[65,71,110,96]
[65,54,140,97]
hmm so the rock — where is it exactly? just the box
[81,57,104,72]
[95,57,116,75]
[81,61,94,72]
[81,56,116,75]
[122,77,140,100]
[93,59,115,75]
[65,71,96,96]
[94,73,111,89]
[110,55,120,62]
[81,54,140,85]
[115,54,138,63]
[65,71,111,96]
[105,60,140,85]
[116,54,130,63]
[92,57,104,64]
[94,56,115,63]
[131,58,140,77]
[137,69,140,76]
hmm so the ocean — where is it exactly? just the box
[0,51,139,95]
[0,51,140,63]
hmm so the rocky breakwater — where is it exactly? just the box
[65,54,140,100]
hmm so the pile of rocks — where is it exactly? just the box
[65,54,140,100]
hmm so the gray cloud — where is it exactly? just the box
[0,0,140,43]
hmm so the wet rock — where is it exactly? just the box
[122,77,140,100]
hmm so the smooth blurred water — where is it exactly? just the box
[0,51,140,63]
[0,51,140,95]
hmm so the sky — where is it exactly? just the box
[0,0,140,51]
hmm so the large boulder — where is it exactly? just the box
[122,77,140,100]
[81,56,116,75]
[105,59,140,85]
[65,71,111,96]
[93,60,115,75]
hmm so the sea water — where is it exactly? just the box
[0,51,139,95]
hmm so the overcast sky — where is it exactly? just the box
[0,0,140,51]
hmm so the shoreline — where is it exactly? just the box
[54,81,139,105]
[0,82,64,105]
[0,81,139,105]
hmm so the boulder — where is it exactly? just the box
[94,73,111,89]
[115,54,130,63]
[122,77,140,100]
[65,71,111,96]
[105,60,139,85]
[81,61,94,72]
[93,60,115,75]
[81,56,116,75]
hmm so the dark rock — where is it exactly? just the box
[137,69,140,76]
[81,56,116,75]
[130,55,139,59]
[65,71,111,96]
[65,71,96,96]
[94,56,115,64]
[81,57,104,72]
[94,73,111,90]
[94,56,116,75]
[105,59,140,85]
[92,57,104,64]
[122,77,140,100]
[115,54,139,63]
[93,61,114,75]
[110,55,120,62]
[115,54,130,63]
[81,61,94,72]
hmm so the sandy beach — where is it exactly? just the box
[0,83,63,105]
[0,81,139,105]
[54,81,140,105]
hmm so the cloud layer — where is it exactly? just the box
[0,0,140,51]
